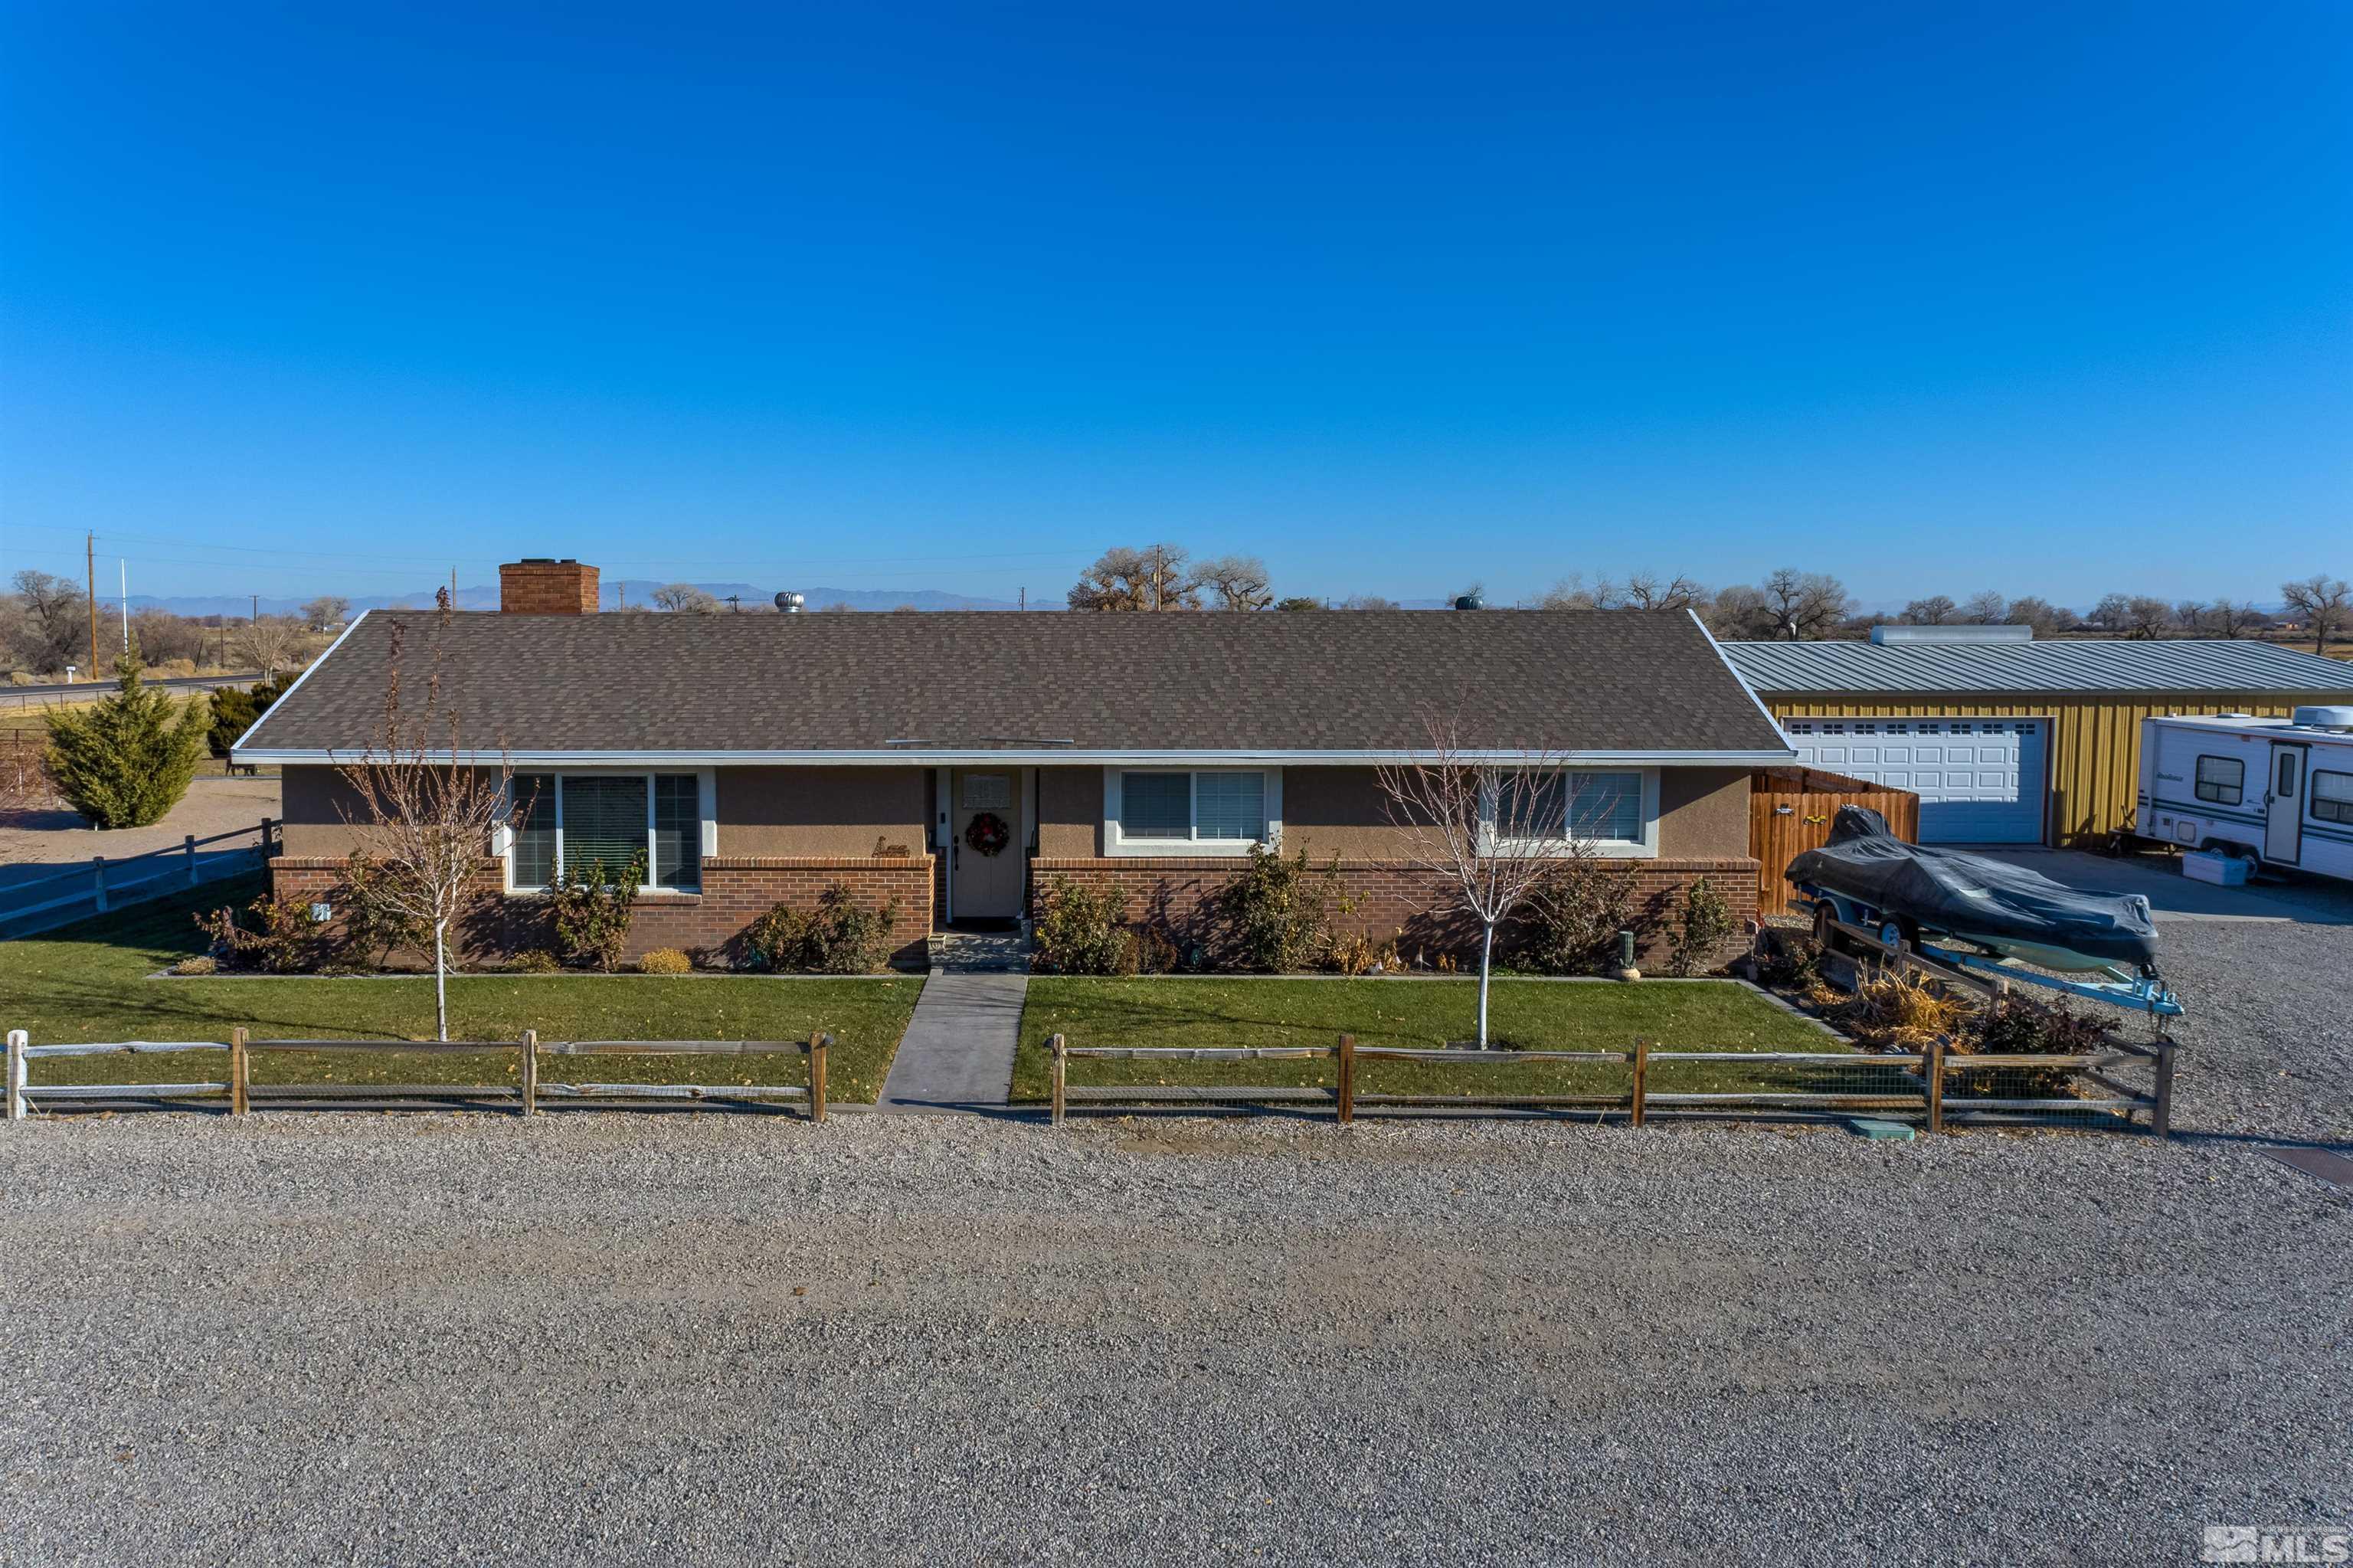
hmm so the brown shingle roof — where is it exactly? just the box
[237,610,1791,758]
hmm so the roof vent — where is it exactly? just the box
[1452,591,1484,611]
[774,591,805,614]
[2292,705,2353,731]
[1869,624,2034,645]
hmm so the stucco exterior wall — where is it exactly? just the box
[1658,767,1750,859]
[277,766,391,860]
[1034,766,1104,858]
[718,766,928,857]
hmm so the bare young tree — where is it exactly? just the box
[2281,574,2351,653]
[1193,554,1273,611]
[332,594,512,1041]
[233,614,303,676]
[1374,712,1585,1048]
[1900,594,1957,625]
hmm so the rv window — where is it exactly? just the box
[2276,752,2299,798]
[2194,755,2243,806]
[2314,771,2353,827]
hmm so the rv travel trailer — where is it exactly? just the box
[2136,708,2353,884]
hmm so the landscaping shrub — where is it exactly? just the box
[745,882,899,973]
[1220,844,1341,972]
[1753,927,1823,990]
[1813,967,1968,1050]
[334,852,429,970]
[1665,876,1738,977]
[1955,997,2106,1097]
[506,948,561,974]
[1327,928,1406,977]
[1517,857,1635,975]
[194,893,323,974]
[171,954,217,976]
[1032,877,1133,975]
[1131,925,1182,975]
[44,650,210,828]
[550,853,644,972]
[638,947,693,975]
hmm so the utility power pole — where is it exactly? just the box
[119,559,129,653]
[250,594,259,622]
[86,532,97,679]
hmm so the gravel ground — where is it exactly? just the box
[3,915,2346,1566]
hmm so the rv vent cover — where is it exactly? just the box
[2290,705,2353,731]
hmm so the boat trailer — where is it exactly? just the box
[1795,882,2184,1020]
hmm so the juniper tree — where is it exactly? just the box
[43,647,211,829]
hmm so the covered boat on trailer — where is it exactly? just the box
[1787,806,2181,1017]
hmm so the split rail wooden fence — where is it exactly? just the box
[4,1030,832,1121]
[1047,1017,2173,1137]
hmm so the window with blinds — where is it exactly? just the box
[506,773,704,891]
[1120,772,1193,839]
[511,773,557,889]
[1566,771,1643,843]
[561,776,649,880]
[1193,772,1265,840]
[653,774,700,890]
[1117,771,1267,843]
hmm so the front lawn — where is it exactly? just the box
[5,878,922,1104]
[1015,976,1852,1102]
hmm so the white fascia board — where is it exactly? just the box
[227,610,371,761]
[235,745,1800,768]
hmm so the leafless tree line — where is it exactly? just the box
[0,570,342,678]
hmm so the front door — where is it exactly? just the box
[951,769,1024,921]
[2266,743,2307,865]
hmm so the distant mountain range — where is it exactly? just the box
[121,581,1024,617]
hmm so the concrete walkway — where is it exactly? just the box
[875,971,1026,1114]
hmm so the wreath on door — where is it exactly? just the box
[964,811,1011,856]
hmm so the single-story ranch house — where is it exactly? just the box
[234,558,1797,970]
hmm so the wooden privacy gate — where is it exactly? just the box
[1750,768,1921,913]
[5,1030,833,1120]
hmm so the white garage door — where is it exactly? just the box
[1781,716,2049,844]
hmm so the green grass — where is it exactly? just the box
[1014,976,1856,1102]
[7,877,922,1103]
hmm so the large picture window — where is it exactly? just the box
[1111,770,1271,849]
[1494,768,1653,853]
[2194,755,2244,807]
[507,771,704,892]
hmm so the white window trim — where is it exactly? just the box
[1485,767,1660,859]
[499,767,718,894]
[1102,767,1282,857]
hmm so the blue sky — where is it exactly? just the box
[3,2,2347,608]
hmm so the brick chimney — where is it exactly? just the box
[499,558,599,614]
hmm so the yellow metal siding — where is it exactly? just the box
[1765,693,2348,845]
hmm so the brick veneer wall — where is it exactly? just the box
[270,854,934,969]
[1028,856,1759,968]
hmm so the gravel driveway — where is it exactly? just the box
[3,908,2346,1566]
